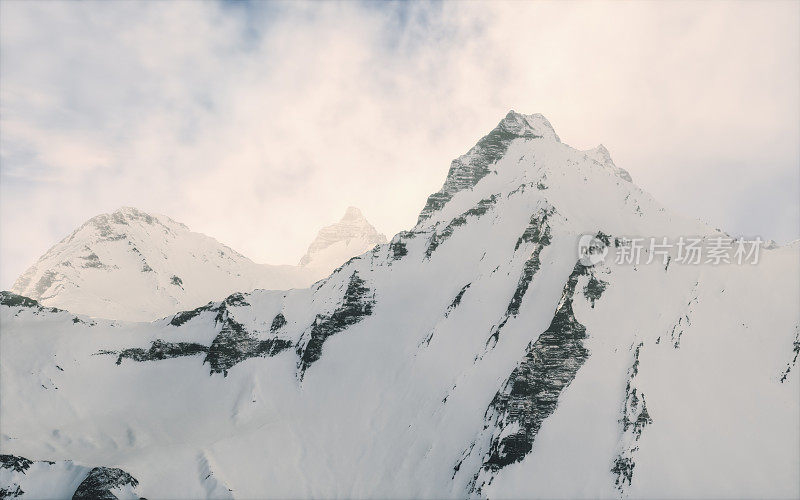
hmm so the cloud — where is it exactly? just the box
[1,0,798,287]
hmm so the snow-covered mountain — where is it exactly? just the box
[298,206,387,276]
[1,111,798,499]
[10,206,383,322]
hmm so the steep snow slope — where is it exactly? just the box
[298,206,387,276]
[1,111,798,499]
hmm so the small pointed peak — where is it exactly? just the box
[341,206,365,222]
[587,144,613,165]
[113,206,138,215]
[584,144,633,183]
[498,111,561,143]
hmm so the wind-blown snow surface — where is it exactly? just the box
[2,112,798,498]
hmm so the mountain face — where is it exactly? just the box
[1,111,798,499]
[10,206,382,322]
[298,206,387,275]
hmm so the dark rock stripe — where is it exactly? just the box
[296,271,375,377]
[115,339,208,365]
[468,262,605,494]
[486,208,553,348]
[425,195,499,259]
[612,343,653,493]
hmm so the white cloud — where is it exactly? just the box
[1,0,798,288]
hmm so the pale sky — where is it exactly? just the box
[1,1,798,289]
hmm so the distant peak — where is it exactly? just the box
[81,207,188,235]
[417,110,561,223]
[299,207,387,268]
[341,206,365,222]
[499,111,561,143]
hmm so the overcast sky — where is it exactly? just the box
[1,0,798,288]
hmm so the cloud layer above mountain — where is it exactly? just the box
[1,1,797,287]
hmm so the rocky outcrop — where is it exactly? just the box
[486,207,554,348]
[72,466,140,500]
[114,339,208,365]
[612,343,653,493]
[0,456,32,474]
[1,455,141,500]
[466,262,606,493]
[425,195,499,259]
[205,316,292,377]
[780,325,800,383]
[297,271,375,377]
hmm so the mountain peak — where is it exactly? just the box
[499,110,561,143]
[299,207,387,270]
[341,206,366,222]
[418,111,561,223]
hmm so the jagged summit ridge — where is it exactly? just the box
[498,110,561,143]
[298,206,387,271]
[418,111,635,223]
[418,111,560,223]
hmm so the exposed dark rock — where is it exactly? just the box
[297,271,375,377]
[469,262,600,493]
[780,325,800,383]
[0,291,62,315]
[270,313,287,333]
[114,339,208,365]
[446,284,471,317]
[389,240,408,260]
[0,485,23,498]
[0,455,32,474]
[170,275,183,286]
[205,316,292,376]
[224,293,250,307]
[582,275,607,308]
[612,343,653,493]
[421,283,473,347]
[425,195,499,258]
[169,302,217,327]
[72,466,139,500]
[418,111,554,222]
[486,209,553,348]
[0,292,41,309]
